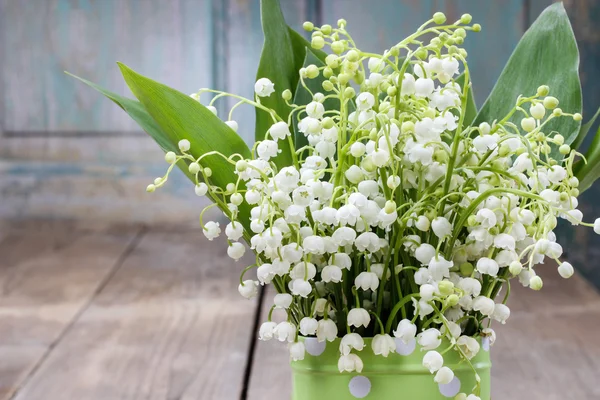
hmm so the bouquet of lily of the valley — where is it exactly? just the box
[71,1,600,399]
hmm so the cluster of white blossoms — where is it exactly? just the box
[148,12,600,399]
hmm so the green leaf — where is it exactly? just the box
[571,106,600,151]
[67,72,199,186]
[67,72,174,153]
[574,124,600,193]
[255,0,302,168]
[116,63,252,229]
[456,73,477,127]
[473,2,581,160]
[255,1,327,168]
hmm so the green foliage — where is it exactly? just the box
[574,123,600,193]
[255,0,328,167]
[474,2,582,160]
[117,63,252,228]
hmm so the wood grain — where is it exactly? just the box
[0,0,212,133]
[8,230,257,400]
[247,266,600,400]
[0,225,139,400]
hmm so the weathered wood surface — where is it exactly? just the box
[1,221,599,399]
[247,265,600,400]
[1,225,257,400]
[0,222,141,400]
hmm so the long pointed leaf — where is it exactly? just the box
[117,63,252,229]
[473,3,581,160]
[255,0,302,168]
[67,72,197,184]
[67,72,174,153]
[456,73,477,127]
[574,124,600,193]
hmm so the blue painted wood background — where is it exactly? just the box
[1,0,599,282]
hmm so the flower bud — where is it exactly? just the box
[337,18,347,28]
[204,167,212,177]
[433,12,446,24]
[164,151,177,164]
[472,23,481,32]
[331,40,344,54]
[303,21,314,31]
[459,262,474,276]
[320,24,332,35]
[146,184,156,193]
[401,121,415,133]
[178,139,191,152]
[529,275,543,290]
[573,113,583,121]
[537,85,549,97]
[305,64,319,79]
[559,144,571,155]
[188,162,201,174]
[415,48,428,60]
[530,103,545,119]
[346,49,359,62]
[446,294,459,307]
[344,86,356,98]
[543,96,559,109]
[520,117,536,132]
[553,107,563,116]
[311,36,325,49]
[438,280,454,296]
[558,262,574,279]
[460,13,472,24]
[282,89,292,101]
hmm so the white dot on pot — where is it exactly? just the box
[482,337,490,352]
[349,376,371,398]
[395,337,416,356]
[304,338,326,356]
[439,376,461,398]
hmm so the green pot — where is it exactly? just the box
[291,337,491,400]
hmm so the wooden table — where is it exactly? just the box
[1,220,599,400]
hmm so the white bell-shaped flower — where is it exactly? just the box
[434,367,454,384]
[273,321,296,343]
[259,321,277,341]
[417,328,441,350]
[338,354,364,373]
[492,303,510,324]
[317,319,338,342]
[203,221,221,241]
[372,334,396,357]
[347,307,370,328]
[321,264,343,283]
[472,296,495,316]
[238,280,258,299]
[299,317,318,336]
[355,271,380,291]
[340,333,365,355]
[423,350,444,373]
[394,319,417,344]
[255,77,275,97]
[289,341,305,361]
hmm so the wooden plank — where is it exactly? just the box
[247,266,600,399]
[0,136,208,224]
[10,230,257,400]
[246,285,291,400]
[0,225,139,400]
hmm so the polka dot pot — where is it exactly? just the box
[291,337,491,400]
